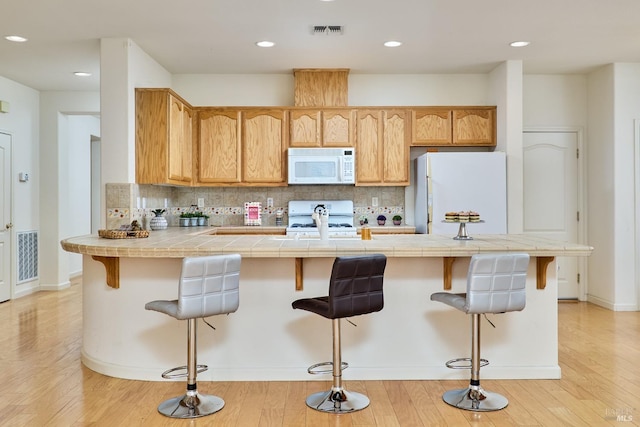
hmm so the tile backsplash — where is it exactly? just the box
[106,183,405,229]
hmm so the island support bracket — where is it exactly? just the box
[442,256,554,290]
[536,256,554,290]
[92,256,120,289]
[295,258,303,291]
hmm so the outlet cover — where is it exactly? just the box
[372,197,378,207]
[197,198,204,208]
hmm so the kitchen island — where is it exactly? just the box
[61,228,592,382]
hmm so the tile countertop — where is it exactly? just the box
[61,227,593,259]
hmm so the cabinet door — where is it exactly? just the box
[289,109,354,147]
[382,110,409,185]
[243,110,287,184]
[452,108,495,146]
[289,110,320,147]
[355,110,383,183]
[167,95,192,183]
[411,109,452,145]
[197,109,241,183]
[136,89,192,185]
[181,104,193,182]
[322,110,354,147]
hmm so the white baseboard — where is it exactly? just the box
[13,281,40,298]
[14,281,71,298]
[587,294,638,311]
[81,350,562,382]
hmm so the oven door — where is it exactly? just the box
[288,156,343,184]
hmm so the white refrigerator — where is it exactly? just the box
[414,152,507,235]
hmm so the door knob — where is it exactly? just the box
[5,223,12,229]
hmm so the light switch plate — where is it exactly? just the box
[197,198,204,208]
[372,197,378,207]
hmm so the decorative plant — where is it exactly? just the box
[377,214,386,225]
[392,215,402,225]
[359,215,368,225]
[179,212,193,218]
[152,209,165,216]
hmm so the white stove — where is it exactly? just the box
[286,200,357,238]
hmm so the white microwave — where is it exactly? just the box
[288,147,355,184]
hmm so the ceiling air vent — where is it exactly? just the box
[312,25,344,35]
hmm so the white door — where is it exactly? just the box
[523,131,580,299]
[0,132,12,302]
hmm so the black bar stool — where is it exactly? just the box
[145,254,241,419]
[292,254,387,413]
[431,253,529,411]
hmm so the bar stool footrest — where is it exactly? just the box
[161,364,209,379]
[445,357,489,370]
[307,361,349,375]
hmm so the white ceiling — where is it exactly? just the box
[3,0,640,92]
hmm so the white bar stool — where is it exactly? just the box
[431,253,529,411]
[145,253,241,419]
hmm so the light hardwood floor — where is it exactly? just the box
[1,280,638,426]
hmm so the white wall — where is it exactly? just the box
[350,74,490,106]
[611,64,640,309]
[524,75,588,128]
[0,75,40,296]
[173,74,294,106]
[67,115,101,276]
[39,92,100,293]
[100,38,172,188]
[490,61,523,233]
[587,66,616,307]
[172,73,492,107]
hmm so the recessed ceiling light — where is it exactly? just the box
[384,41,402,48]
[74,71,92,77]
[256,41,275,48]
[510,41,530,47]
[5,35,28,42]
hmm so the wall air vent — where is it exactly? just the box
[312,25,344,35]
[17,230,38,283]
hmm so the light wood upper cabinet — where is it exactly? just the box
[242,109,287,184]
[136,89,193,185]
[452,108,495,145]
[382,110,410,185]
[290,110,321,147]
[412,109,452,145]
[411,107,496,146]
[322,110,354,146]
[356,109,410,186]
[289,109,355,147]
[197,109,241,184]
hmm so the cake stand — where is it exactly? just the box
[443,220,484,240]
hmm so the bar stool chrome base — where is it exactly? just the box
[442,385,508,412]
[157,391,225,419]
[306,388,370,413]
